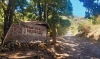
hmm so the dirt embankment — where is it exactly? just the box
[87,28,100,41]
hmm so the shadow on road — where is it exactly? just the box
[57,36,100,59]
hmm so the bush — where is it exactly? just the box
[77,23,91,37]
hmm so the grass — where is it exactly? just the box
[90,24,100,31]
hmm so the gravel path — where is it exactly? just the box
[57,36,100,59]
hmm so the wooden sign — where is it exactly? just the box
[4,23,47,43]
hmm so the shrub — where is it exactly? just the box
[77,23,91,37]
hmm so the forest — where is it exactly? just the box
[0,0,100,59]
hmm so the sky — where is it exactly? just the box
[70,0,86,17]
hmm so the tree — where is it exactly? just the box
[57,19,71,36]
[23,0,37,21]
[32,0,44,21]
[0,2,4,36]
[79,0,100,18]
[29,0,72,44]
[2,0,15,37]
[1,0,72,44]
[47,0,72,43]
[1,0,28,37]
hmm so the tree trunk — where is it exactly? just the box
[38,0,42,21]
[52,23,56,44]
[3,0,14,37]
[44,3,47,22]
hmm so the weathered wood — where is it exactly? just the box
[4,21,49,43]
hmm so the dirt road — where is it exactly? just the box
[0,36,100,59]
[58,36,100,59]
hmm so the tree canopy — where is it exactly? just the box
[79,0,100,18]
[0,0,73,43]
[1,0,28,36]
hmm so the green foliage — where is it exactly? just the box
[56,19,71,36]
[92,16,97,24]
[70,25,78,35]
[78,23,85,32]
[24,0,37,19]
[0,3,4,36]
[15,0,28,13]
[0,16,4,36]
[48,14,71,36]
[0,0,73,37]
[94,15,100,24]
[44,0,72,36]
[88,16,100,24]
[13,12,24,23]
[60,19,71,27]
[77,23,91,37]
[79,0,100,18]
[57,26,68,36]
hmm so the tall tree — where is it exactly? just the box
[2,0,15,37]
[47,0,72,43]
[1,0,28,37]
[33,0,44,21]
